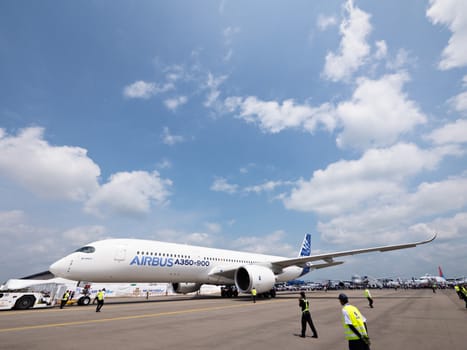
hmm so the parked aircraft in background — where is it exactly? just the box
[50,233,436,296]
[351,274,383,288]
[412,266,449,287]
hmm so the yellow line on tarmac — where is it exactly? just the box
[0,299,288,333]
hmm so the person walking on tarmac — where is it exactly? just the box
[299,291,318,338]
[338,293,370,350]
[364,287,373,308]
[454,284,462,299]
[460,284,467,308]
[60,290,70,309]
[96,288,106,312]
[251,287,257,303]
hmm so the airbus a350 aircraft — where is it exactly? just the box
[50,233,436,296]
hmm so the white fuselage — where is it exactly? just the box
[50,239,304,284]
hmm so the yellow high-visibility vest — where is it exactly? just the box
[342,304,367,340]
[302,299,310,313]
[251,289,257,296]
[97,291,104,301]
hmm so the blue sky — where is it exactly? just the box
[1,0,467,282]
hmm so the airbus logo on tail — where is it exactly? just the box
[299,234,311,257]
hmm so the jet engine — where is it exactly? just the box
[172,282,202,294]
[234,265,276,294]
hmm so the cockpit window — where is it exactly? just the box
[74,246,96,253]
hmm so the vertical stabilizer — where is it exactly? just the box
[438,266,444,278]
[298,233,311,276]
[298,233,312,257]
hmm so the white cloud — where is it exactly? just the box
[84,171,172,217]
[0,210,81,278]
[204,222,222,234]
[318,176,467,244]
[0,210,28,237]
[225,96,336,134]
[423,212,467,239]
[449,91,467,113]
[232,230,295,256]
[185,232,212,245]
[374,40,387,60]
[62,225,107,247]
[223,26,240,62]
[427,0,467,70]
[161,127,185,146]
[244,180,293,194]
[156,159,172,170]
[164,96,188,111]
[223,26,240,42]
[0,128,177,220]
[204,73,228,108]
[386,48,413,70]
[210,177,238,194]
[317,15,337,31]
[123,80,174,99]
[226,73,425,151]
[0,127,100,201]
[427,119,467,144]
[284,143,456,215]
[164,64,186,83]
[323,0,372,82]
[335,73,426,149]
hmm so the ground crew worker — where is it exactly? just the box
[60,290,70,309]
[96,288,106,312]
[461,285,467,308]
[299,291,318,338]
[251,287,257,303]
[338,293,370,350]
[364,288,373,308]
[454,284,462,299]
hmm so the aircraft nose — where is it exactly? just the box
[49,257,69,277]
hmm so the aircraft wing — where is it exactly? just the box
[272,233,437,270]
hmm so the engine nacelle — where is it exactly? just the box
[234,265,276,294]
[172,282,202,294]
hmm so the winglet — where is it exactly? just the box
[419,232,437,245]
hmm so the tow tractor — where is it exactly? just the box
[0,283,67,310]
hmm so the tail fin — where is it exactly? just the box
[438,266,444,278]
[298,233,311,257]
[298,233,312,277]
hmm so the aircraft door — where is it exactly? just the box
[114,245,127,262]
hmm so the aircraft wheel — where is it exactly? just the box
[78,296,91,306]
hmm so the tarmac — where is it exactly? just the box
[0,288,466,350]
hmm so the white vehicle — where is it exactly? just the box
[0,283,67,310]
[50,233,436,297]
